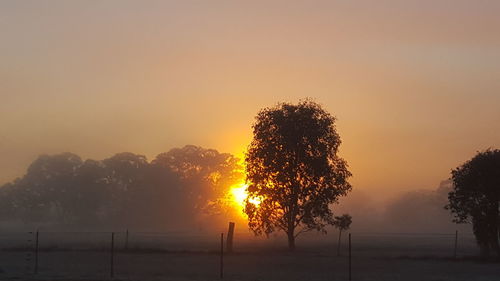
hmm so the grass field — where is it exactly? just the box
[1,231,499,281]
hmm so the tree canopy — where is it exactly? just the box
[0,145,242,231]
[153,145,242,216]
[333,214,352,256]
[333,214,352,232]
[244,100,352,250]
[446,149,500,258]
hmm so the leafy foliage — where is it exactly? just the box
[153,145,242,215]
[244,100,352,249]
[446,149,500,257]
[333,214,352,231]
[0,146,241,230]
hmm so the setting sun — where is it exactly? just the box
[230,183,248,207]
[229,182,261,216]
[1,1,499,280]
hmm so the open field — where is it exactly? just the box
[1,231,499,281]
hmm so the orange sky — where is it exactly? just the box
[1,1,499,200]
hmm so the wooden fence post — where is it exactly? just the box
[226,222,235,253]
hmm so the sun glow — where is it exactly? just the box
[231,183,248,207]
[226,149,261,217]
[229,182,261,215]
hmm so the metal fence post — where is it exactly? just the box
[348,233,352,281]
[220,233,224,279]
[34,230,39,274]
[454,230,458,259]
[110,232,115,278]
[125,229,129,250]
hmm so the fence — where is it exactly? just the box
[0,229,481,281]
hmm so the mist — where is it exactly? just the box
[1,0,499,199]
[336,180,471,234]
[0,145,245,233]
[1,1,499,280]
[0,145,471,237]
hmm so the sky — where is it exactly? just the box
[1,0,499,200]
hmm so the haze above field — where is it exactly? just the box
[1,0,499,202]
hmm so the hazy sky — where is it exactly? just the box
[1,0,499,199]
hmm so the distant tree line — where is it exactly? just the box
[0,145,242,230]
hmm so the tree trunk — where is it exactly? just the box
[489,221,500,258]
[287,231,296,251]
[484,201,500,259]
[491,202,500,258]
[492,231,500,258]
[473,211,492,259]
[337,230,342,256]
[480,242,490,259]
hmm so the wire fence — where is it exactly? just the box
[0,229,480,280]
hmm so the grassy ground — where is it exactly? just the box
[1,250,500,281]
[1,232,498,281]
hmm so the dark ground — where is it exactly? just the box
[1,231,499,281]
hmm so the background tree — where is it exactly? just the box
[333,214,352,256]
[244,100,352,250]
[446,149,500,258]
[14,153,85,224]
[0,146,240,231]
[153,145,243,225]
[100,152,152,227]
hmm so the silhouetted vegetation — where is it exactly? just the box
[244,100,352,250]
[333,214,352,256]
[446,149,500,258]
[0,145,242,231]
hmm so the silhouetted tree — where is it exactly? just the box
[333,214,352,256]
[153,145,242,224]
[65,159,108,225]
[244,100,352,250]
[0,146,243,230]
[0,182,17,221]
[15,153,85,223]
[101,153,150,224]
[446,149,500,258]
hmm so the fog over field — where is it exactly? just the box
[0,147,471,237]
[1,1,499,280]
[337,179,472,234]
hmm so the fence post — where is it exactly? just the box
[337,229,342,256]
[220,233,224,279]
[348,233,352,281]
[34,230,39,274]
[226,222,235,253]
[125,229,129,251]
[110,232,115,279]
[454,230,458,259]
[25,232,33,274]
